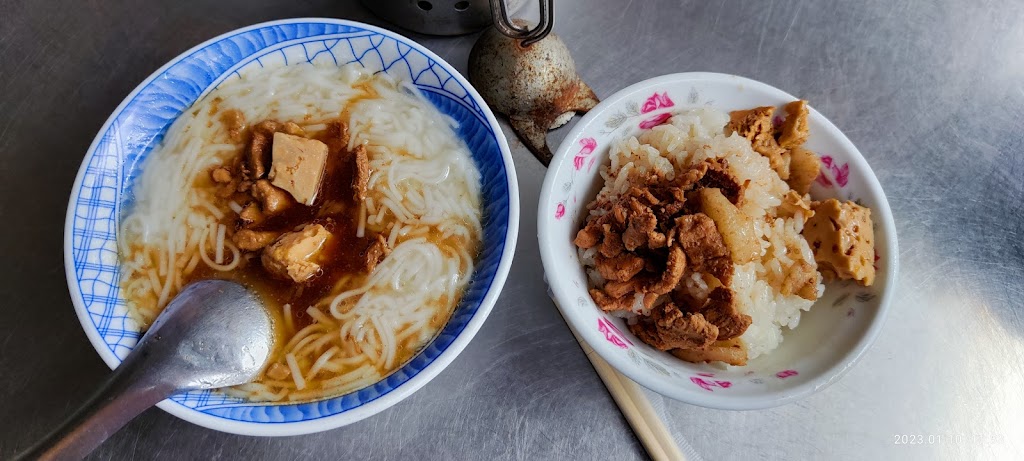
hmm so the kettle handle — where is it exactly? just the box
[489,0,553,46]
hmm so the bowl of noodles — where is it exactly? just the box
[64,19,518,435]
[538,73,897,409]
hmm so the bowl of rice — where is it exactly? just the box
[65,19,518,435]
[538,73,897,409]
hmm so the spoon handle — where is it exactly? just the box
[16,351,175,461]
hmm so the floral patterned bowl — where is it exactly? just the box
[538,73,898,409]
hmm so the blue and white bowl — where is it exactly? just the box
[64,18,519,436]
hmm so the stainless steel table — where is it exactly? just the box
[2,0,1022,459]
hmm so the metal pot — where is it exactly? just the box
[362,0,552,44]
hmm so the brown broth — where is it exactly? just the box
[183,121,375,332]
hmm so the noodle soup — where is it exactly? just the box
[118,64,482,402]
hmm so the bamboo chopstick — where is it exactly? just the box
[562,321,686,461]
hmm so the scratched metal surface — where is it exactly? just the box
[1,0,1022,459]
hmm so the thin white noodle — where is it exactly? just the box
[307,346,340,379]
[198,225,240,271]
[158,247,167,277]
[283,324,328,352]
[215,224,225,264]
[196,198,225,220]
[285,353,306,390]
[146,269,161,296]
[283,304,294,335]
[156,233,176,308]
[357,202,366,238]
[306,306,336,327]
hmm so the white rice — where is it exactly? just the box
[580,108,823,360]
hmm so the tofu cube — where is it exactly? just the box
[269,132,328,205]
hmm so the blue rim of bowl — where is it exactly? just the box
[63,18,519,436]
[538,72,898,410]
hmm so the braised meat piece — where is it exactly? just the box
[252,179,294,216]
[628,303,718,351]
[673,213,734,285]
[352,144,370,201]
[590,288,635,312]
[786,147,820,195]
[645,245,687,296]
[728,106,774,143]
[210,167,232,184]
[599,224,625,257]
[622,198,658,251]
[321,121,350,153]
[777,190,814,223]
[362,233,390,273]
[603,278,644,299]
[728,106,787,176]
[670,286,750,342]
[594,252,646,282]
[698,287,751,340]
[778,100,810,148]
[695,159,744,204]
[574,222,602,248]
[238,202,265,227]
[246,120,281,179]
[232,229,280,251]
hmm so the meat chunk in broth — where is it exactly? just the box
[261,224,332,283]
[210,167,232,184]
[232,229,280,251]
[362,234,391,273]
[252,179,294,216]
[246,121,280,179]
[352,145,370,202]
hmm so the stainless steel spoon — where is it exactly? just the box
[18,279,274,461]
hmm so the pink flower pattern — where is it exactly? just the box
[690,377,733,391]
[641,92,675,114]
[639,112,673,130]
[776,370,799,379]
[573,137,598,171]
[816,155,850,188]
[597,318,631,349]
[554,203,565,219]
